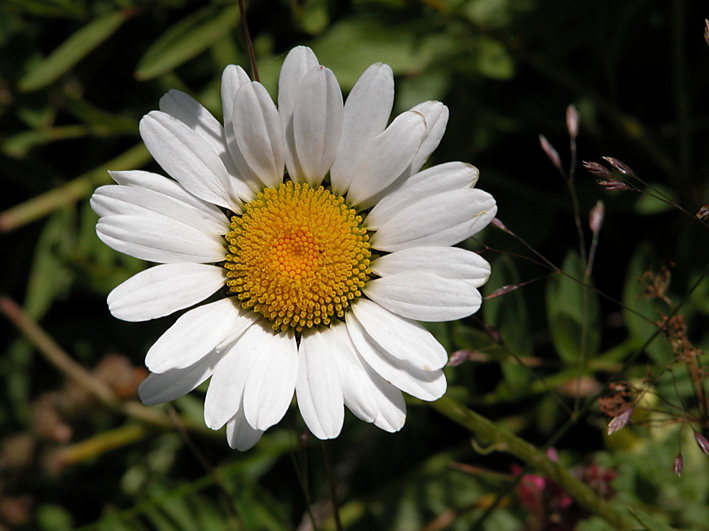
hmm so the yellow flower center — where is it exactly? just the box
[224,182,371,332]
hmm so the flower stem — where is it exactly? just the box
[430,396,634,528]
[237,0,259,82]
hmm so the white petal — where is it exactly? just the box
[346,311,447,401]
[159,89,252,208]
[364,272,482,321]
[366,162,479,230]
[107,264,224,322]
[145,298,249,373]
[203,324,266,430]
[351,299,447,370]
[346,110,426,208]
[226,405,264,451]
[96,214,225,264]
[232,82,285,189]
[328,324,405,431]
[138,350,221,406]
[296,329,344,440]
[371,188,497,252]
[278,46,320,129]
[242,327,298,431]
[278,48,319,182]
[371,246,491,287]
[92,183,228,236]
[406,101,449,176]
[330,63,394,195]
[221,65,251,128]
[107,170,228,226]
[139,111,239,211]
[291,67,343,186]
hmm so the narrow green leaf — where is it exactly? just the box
[18,11,127,92]
[626,506,675,531]
[483,255,533,391]
[135,5,239,81]
[622,242,672,363]
[546,251,601,363]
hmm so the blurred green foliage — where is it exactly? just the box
[1,0,708,529]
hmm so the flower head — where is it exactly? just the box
[91,46,496,450]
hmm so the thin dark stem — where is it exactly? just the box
[167,406,240,523]
[237,0,259,82]
[322,441,343,531]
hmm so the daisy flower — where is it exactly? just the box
[91,46,497,450]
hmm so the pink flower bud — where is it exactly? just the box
[583,161,612,178]
[539,135,562,172]
[484,325,505,346]
[597,179,632,191]
[673,452,683,477]
[589,201,604,234]
[566,105,579,139]
[491,217,509,232]
[486,284,522,299]
[696,203,709,221]
[607,407,633,435]
[694,431,709,456]
[602,156,635,176]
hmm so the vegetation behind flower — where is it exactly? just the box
[1,1,708,530]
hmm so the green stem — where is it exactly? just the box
[430,396,634,529]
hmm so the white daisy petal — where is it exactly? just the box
[371,246,491,287]
[279,47,320,184]
[203,324,265,430]
[242,326,298,431]
[97,214,225,264]
[346,311,447,401]
[159,89,251,207]
[366,162,479,230]
[139,350,221,406]
[221,64,251,126]
[278,46,320,128]
[296,329,345,440]
[329,324,406,431]
[351,299,448,370]
[233,82,285,189]
[145,298,249,373]
[291,67,343,186]
[139,111,238,211]
[92,183,228,236]
[331,63,394,195]
[364,272,482,322]
[226,405,264,451]
[107,170,228,226]
[108,264,224,322]
[346,110,427,208]
[371,188,497,252]
[406,101,449,176]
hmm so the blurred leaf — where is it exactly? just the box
[135,5,239,81]
[483,255,533,391]
[626,506,676,531]
[4,0,84,18]
[2,125,90,158]
[63,94,138,133]
[36,503,74,531]
[546,251,601,363]
[621,243,672,364]
[474,35,514,80]
[18,10,128,92]
[634,183,676,215]
[310,18,457,89]
[297,0,330,35]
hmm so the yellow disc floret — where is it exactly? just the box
[224,182,371,332]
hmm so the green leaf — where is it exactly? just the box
[634,183,676,215]
[310,18,457,90]
[626,506,675,531]
[483,255,533,391]
[18,11,127,92]
[621,243,672,364]
[135,5,239,81]
[546,251,601,363]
